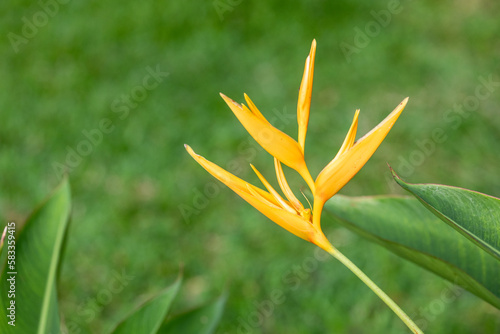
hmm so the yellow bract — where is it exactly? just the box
[314,99,408,205]
[297,39,316,154]
[185,144,331,251]
[185,40,407,252]
[219,93,315,191]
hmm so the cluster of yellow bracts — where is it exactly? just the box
[185,40,408,252]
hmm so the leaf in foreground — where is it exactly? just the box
[0,177,71,334]
[157,293,227,334]
[325,195,500,309]
[110,276,182,334]
[392,170,500,262]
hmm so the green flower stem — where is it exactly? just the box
[328,247,424,334]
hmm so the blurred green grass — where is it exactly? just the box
[2,0,500,333]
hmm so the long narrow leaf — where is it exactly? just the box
[325,195,500,309]
[110,276,182,334]
[157,293,227,334]
[0,177,71,333]
[392,169,500,262]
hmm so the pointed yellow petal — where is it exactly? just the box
[244,93,270,125]
[244,195,314,242]
[186,144,248,191]
[246,184,281,210]
[315,98,408,203]
[185,144,275,204]
[250,164,296,214]
[247,183,329,249]
[220,93,315,190]
[185,144,313,241]
[274,158,304,213]
[237,184,314,241]
[297,39,316,153]
[333,109,359,160]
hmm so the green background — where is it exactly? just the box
[2,0,500,333]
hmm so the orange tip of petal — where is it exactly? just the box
[220,93,241,107]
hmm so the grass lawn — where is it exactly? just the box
[2,0,500,333]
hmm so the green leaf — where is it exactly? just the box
[157,293,227,334]
[110,276,182,334]
[392,169,500,262]
[0,177,71,333]
[324,195,500,309]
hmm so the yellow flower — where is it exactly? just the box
[185,144,332,251]
[185,40,408,252]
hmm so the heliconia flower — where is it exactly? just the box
[184,40,424,333]
[184,144,332,251]
[185,40,407,253]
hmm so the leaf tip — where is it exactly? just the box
[388,166,409,189]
